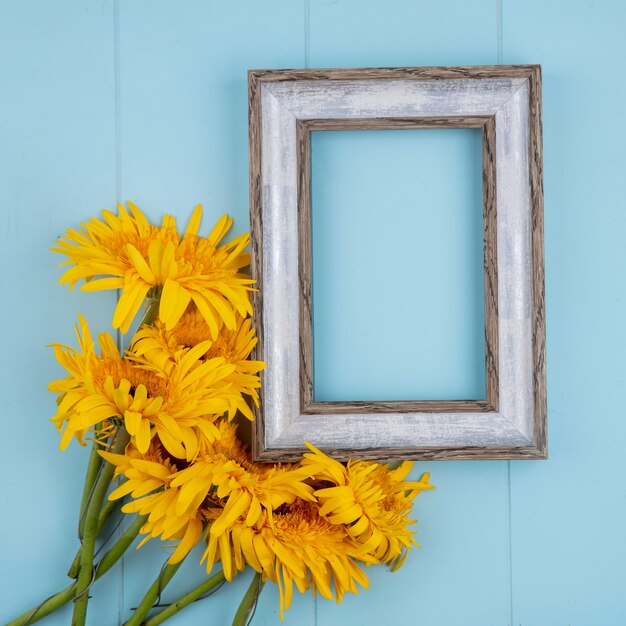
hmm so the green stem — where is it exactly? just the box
[232,572,264,626]
[72,429,130,626]
[77,433,104,540]
[123,560,184,626]
[95,514,146,578]
[68,486,126,578]
[7,584,77,626]
[7,513,145,626]
[98,493,124,531]
[142,570,227,626]
[139,297,160,328]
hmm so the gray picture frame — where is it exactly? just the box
[248,65,546,462]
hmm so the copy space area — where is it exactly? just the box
[310,128,485,402]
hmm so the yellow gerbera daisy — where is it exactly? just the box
[124,487,206,565]
[49,315,239,459]
[169,420,315,540]
[301,443,434,568]
[131,306,265,420]
[99,436,179,501]
[52,202,254,334]
[99,420,313,568]
[101,431,224,564]
[202,500,374,620]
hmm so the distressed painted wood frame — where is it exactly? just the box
[248,65,546,462]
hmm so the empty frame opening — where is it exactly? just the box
[310,128,486,402]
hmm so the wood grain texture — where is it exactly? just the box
[248,65,546,461]
[528,66,547,458]
[255,444,548,463]
[304,400,496,414]
[297,116,497,415]
[482,116,500,411]
[249,65,540,83]
[297,120,314,410]
[302,116,491,131]
[248,70,266,460]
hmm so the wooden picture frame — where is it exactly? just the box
[248,65,546,462]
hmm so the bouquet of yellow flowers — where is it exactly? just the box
[9,203,433,626]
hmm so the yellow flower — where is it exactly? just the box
[131,307,265,420]
[99,437,178,500]
[49,315,238,459]
[52,202,253,334]
[202,500,373,620]
[101,435,214,564]
[169,420,315,540]
[100,420,314,568]
[301,443,433,568]
[124,487,206,565]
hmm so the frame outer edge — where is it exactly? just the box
[248,70,267,459]
[249,65,547,462]
[255,445,548,464]
[529,65,548,458]
[247,65,539,82]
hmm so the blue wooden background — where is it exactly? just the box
[2,1,626,624]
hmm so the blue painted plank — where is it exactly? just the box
[0,1,119,624]
[308,0,499,68]
[504,1,626,624]
[117,0,307,238]
[311,128,486,402]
